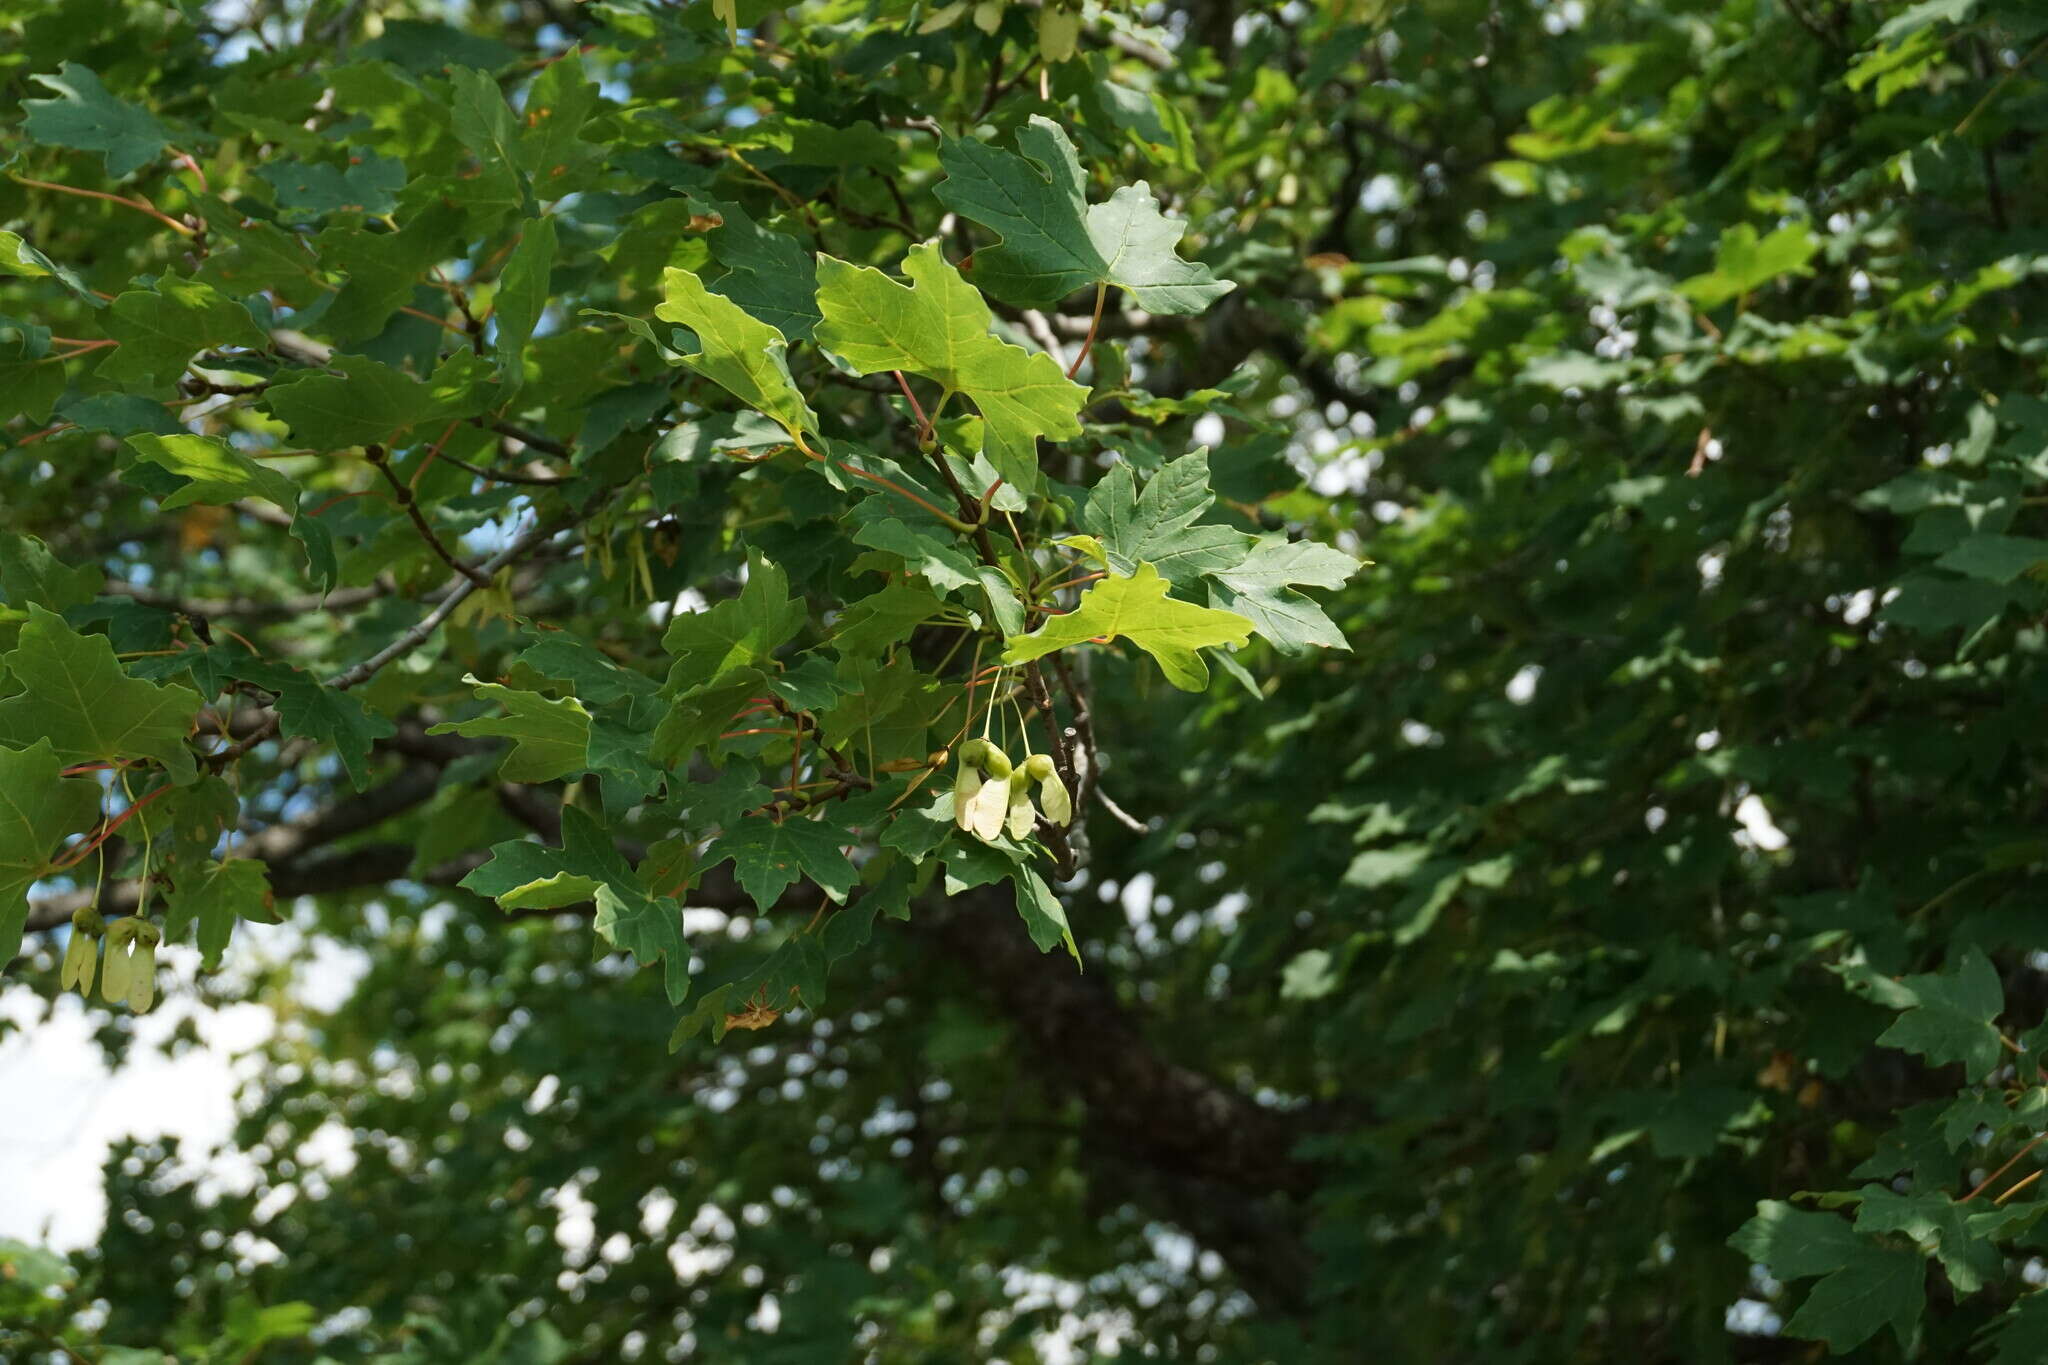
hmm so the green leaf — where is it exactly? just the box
[1678,223,1819,308]
[0,532,100,611]
[1783,1244,1927,1352]
[646,268,817,442]
[851,516,981,593]
[829,584,948,655]
[935,116,1235,314]
[494,216,557,390]
[515,632,658,705]
[662,555,806,693]
[706,813,858,913]
[22,63,171,177]
[125,433,301,511]
[1981,1292,2048,1365]
[1013,865,1080,963]
[1206,535,1361,652]
[163,858,275,971]
[1083,449,1248,585]
[687,195,821,342]
[0,740,104,963]
[1002,562,1253,690]
[0,230,101,306]
[428,677,592,782]
[1934,533,2048,584]
[270,678,397,791]
[0,606,199,782]
[264,353,487,449]
[1876,946,2006,1081]
[255,156,406,217]
[814,243,1086,486]
[1854,1184,2002,1294]
[465,807,693,1003]
[448,67,526,198]
[99,274,267,388]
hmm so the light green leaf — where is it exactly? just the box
[651,267,816,442]
[1207,535,1361,652]
[1678,223,1819,308]
[428,676,592,782]
[935,116,1234,314]
[1013,865,1080,963]
[0,740,105,963]
[0,607,199,782]
[22,63,171,178]
[125,433,301,512]
[1002,562,1252,690]
[814,243,1085,486]
[0,230,101,306]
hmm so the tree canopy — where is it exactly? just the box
[6,0,2048,1360]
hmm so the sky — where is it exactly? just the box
[0,931,364,1250]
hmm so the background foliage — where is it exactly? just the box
[7,0,2048,1360]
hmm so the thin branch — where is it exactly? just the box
[364,444,494,588]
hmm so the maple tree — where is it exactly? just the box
[7,0,2048,1361]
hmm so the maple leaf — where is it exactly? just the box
[1002,562,1253,690]
[814,243,1085,488]
[428,677,592,783]
[935,115,1235,314]
[0,606,200,782]
[0,740,104,963]
[706,814,858,913]
[22,62,171,177]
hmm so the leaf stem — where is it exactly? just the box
[9,173,196,237]
[1066,283,1107,379]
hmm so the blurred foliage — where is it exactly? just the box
[9,0,2048,1361]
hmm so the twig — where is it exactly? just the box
[364,444,494,587]
[479,418,574,460]
[1094,785,1147,834]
